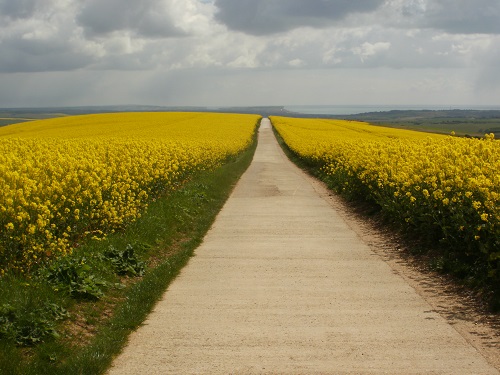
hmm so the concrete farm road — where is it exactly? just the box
[107,119,498,374]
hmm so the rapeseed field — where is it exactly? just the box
[0,112,260,274]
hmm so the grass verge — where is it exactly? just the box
[0,128,258,374]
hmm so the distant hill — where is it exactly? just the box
[337,110,500,137]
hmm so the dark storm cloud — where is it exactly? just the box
[0,37,95,73]
[0,0,38,19]
[214,0,385,35]
[77,0,186,38]
[433,0,500,34]
[404,0,500,35]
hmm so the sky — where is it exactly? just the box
[0,0,499,108]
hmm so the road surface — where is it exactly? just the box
[107,118,498,374]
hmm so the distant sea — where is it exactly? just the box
[284,105,500,116]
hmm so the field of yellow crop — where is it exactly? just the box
[272,116,500,291]
[0,112,260,274]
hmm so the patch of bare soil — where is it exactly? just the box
[308,177,500,371]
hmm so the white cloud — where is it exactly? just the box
[352,42,391,62]
[288,59,305,68]
[323,47,344,65]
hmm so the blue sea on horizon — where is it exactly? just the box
[284,105,500,116]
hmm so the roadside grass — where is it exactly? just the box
[0,129,258,375]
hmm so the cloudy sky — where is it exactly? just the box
[0,0,499,107]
